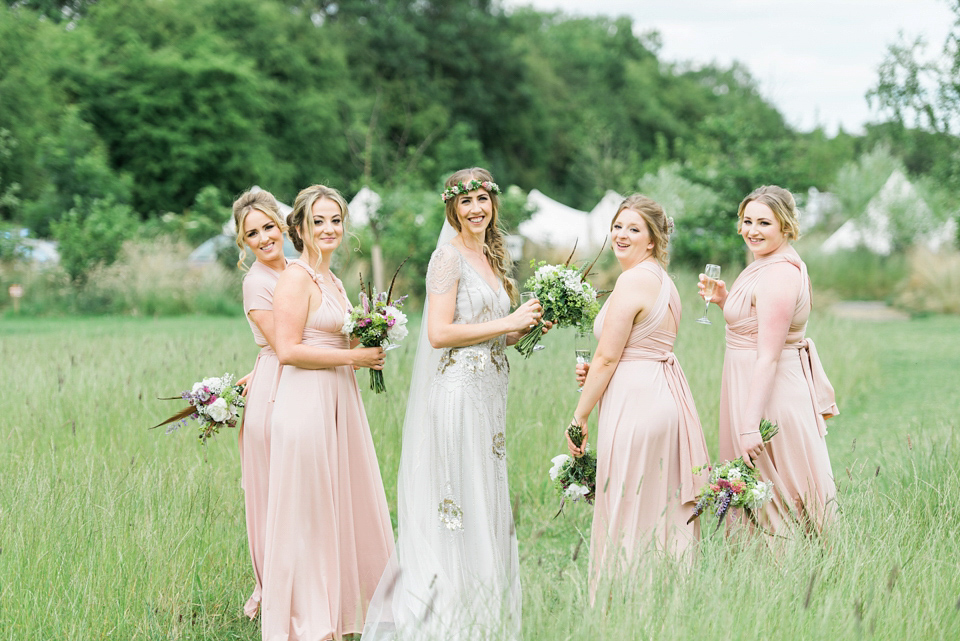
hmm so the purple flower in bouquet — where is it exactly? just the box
[341,259,410,393]
[153,373,246,444]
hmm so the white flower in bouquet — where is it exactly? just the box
[536,264,558,279]
[202,376,221,391]
[341,312,356,336]
[207,397,230,423]
[564,483,590,502]
[384,306,408,344]
[549,454,571,481]
[727,467,741,480]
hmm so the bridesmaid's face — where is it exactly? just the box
[454,188,493,235]
[243,209,284,264]
[740,201,787,257]
[610,209,654,265]
[309,197,344,253]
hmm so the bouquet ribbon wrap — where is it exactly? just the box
[619,346,710,505]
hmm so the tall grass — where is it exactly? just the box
[1,281,958,639]
[0,238,243,318]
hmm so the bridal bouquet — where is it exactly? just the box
[688,419,779,530]
[515,243,603,358]
[342,261,409,393]
[152,373,245,444]
[549,422,597,516]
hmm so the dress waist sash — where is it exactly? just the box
[725,326,839,433]
[616,346,710,504]
[301,328,349,350]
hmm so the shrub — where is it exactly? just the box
[894,248,960,315]
[51,196,137,284]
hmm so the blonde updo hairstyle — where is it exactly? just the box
[287,184,349,265]
[737,185,802,241]
[611,194,672,267]
[443,167,518,304]
[232,188,286,270]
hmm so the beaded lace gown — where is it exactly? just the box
[261,260,394,641]
[362,243,520,641]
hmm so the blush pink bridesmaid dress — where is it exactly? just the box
[718,253,839,535]
[261,260,394,641]
[589,261,710,592]
[239,259,285,619]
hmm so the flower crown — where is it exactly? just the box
[666,216,675,235]
[441,179,502,203]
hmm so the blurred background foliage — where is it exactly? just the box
[1,0,959,312]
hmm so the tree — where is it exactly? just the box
[21,107,132,236]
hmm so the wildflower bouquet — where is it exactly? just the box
[152,373,245,444]
[342,261,409,393]
[549,422,597,516]
[688,419,780,530]
[515,243,603,358]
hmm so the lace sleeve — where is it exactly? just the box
[426,245,461,295]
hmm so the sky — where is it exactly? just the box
[506,0,955,135]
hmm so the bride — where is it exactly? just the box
[362,168,545,640]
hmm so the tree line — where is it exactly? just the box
[1,0,958,279]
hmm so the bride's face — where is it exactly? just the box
[454,188,493,235]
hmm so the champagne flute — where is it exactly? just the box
[520,291,546,351]
[696,264,721,325]
[574,332,593,393]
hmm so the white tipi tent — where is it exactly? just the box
[518,189,592,249]
[588,190,624,249]
[348,186,380,227]
[822,170,956,255]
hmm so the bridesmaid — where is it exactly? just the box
[262,184,394,641]
[232,188,288,619]
[570,195,709,596]
[700,185,838,535]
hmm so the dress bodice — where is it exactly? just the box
[723,253,811,348]
[289,260,351,348]
[427,244,511,378]
[242,260,284,348]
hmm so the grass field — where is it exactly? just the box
[1,281,959,639]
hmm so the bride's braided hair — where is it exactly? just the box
[443,167,518,304]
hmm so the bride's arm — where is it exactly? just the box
[427,286,541,349]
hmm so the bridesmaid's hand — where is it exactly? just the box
[236,371,253,397]
[575,362,589,388]
[352,346,385,370]
[739,430,765,469]
[566,420,589,458]
[698,274,729,309]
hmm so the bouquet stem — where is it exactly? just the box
[514,321,546,357]
[369,369,386,394]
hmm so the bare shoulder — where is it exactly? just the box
[614,264,661,296]
[756,260,801,301]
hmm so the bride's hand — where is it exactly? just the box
[507,298,542,333]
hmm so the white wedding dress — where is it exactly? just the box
[362,227,521,641]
